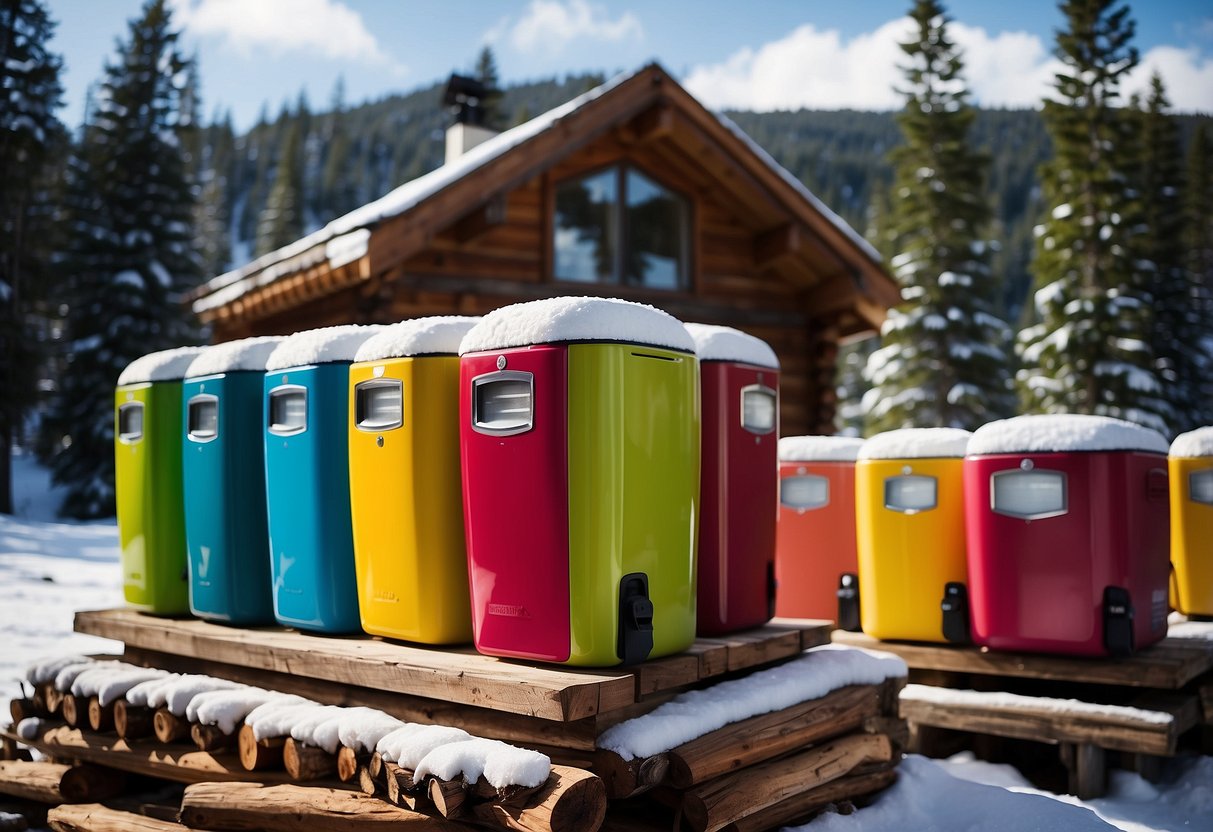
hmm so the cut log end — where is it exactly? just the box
[113,702,152,740]
[152,709,189,744]
[237,724,284,772]
[335,746,363,783]
[59,695,81,728]
[427,777,467,818]
[86,698,113,733]
[190,723,234,752]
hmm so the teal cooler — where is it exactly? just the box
[181,337,282,624]
[262,325,380,633]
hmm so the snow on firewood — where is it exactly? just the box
[415,737,551,790]
[187,688,304,736]
[26,655,93,686]
[377,723,472,769]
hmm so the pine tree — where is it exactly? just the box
[1017,0,1171,434]
[474,45,503,131]
[862,0,1014,432]
[1185,125,1213,425]
[1137,74,1201,433]
[255,120,303,256]
[0,0,66,514]
[43,0,200,518]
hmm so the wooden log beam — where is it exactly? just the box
[666,682,884,789]
[721,763,898,832]
[191,724,234,753]
[153,710,189,745]
[452,197,508,244]
[47,803,182,832]
[237,725,284,772]
[112,703,152,740]
[681,732,893,832]
[180,782,464,830]
[754,223,803,271]
[0,761,125,804]
[86,698,113,733]
[593,750,669,799]
[469,765,606,832]
[282,739,335,781]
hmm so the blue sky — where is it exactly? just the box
[45,0,1213,130]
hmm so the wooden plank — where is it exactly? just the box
[48,804,183,832]
[1,724,308,787]
[722,763,897,832]
[76,608,632,722]
[898,685,1198,756]
[0,761,125,804]
[832,629,1213,690]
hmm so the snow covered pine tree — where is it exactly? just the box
[864,0,1014,433]
[45,0,200,518]
[1018,0,1171,434]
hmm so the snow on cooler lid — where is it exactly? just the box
[857,428,972,461]
[778,435,865,462]
[354,316,481,362]
[264,324,383,371]
[458,296,695,355]
[683,323,779,368]
[1171,426,1213,458]
[967,414,1169,456]
[117,346,207,385]
[185,336,285,377]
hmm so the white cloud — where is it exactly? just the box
[489,0,643,55]
[685,17,1212,114]
[169,0,405,75]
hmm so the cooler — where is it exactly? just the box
[115,347,205,614]
[684,323,779,635]
[348,317,479,644]
[774,435,865,626]
[263,325,380,633]
[855,427,972,643]
[459,297,699,666]
[181,337,282,625]
[1170,427,1213,618]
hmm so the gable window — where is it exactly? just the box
[553,164,690,290]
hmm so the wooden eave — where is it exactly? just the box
[195,64,897,335]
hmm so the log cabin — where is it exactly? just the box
[189,64,899,435]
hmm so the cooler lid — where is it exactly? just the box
[458,296,695,355]
[858,427,972,460]
[264,324,383,371]
[779,435,864,462]
[118,346,207,385]
[185,336,284,378]
[683,323,779,369]
[355,316,480,362]
[968,414,1168,456]
[1171,426,1213,459]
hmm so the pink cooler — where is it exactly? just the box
[685,324,780,635]
[964,414,1171,657]
[774,436,865,628]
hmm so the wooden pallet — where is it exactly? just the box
[832,628,1213,798]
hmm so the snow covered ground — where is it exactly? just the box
[1,449,1209,830]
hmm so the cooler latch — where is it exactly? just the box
[836,573,861,632]
[617,573,654,666]
[941,582,971,644]
[1103,586,1135,657]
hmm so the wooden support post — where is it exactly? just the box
[112,702,152,740]
[0,761,125,804]
[47,803,183,832]
[335,746,364,783]
[59,695,81,729]
[190,724,234,752]
[152,709,189,744]
[282,739,335,781]
[1123,752,1163,783]
[680,732,893,832]
[237,724,284,772]
[180,782,463,830]
[86,698,113,733]
[1065,742,1107,800]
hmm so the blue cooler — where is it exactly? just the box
[263,325,380,633]
[181,337,283,625]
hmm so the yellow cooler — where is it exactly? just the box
[1170,426,1213,617]
[856,427,972,643]
[348,317,479,644]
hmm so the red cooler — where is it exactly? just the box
[775,435,865,627]
[965,414,1171,657]
[684,323,779,635]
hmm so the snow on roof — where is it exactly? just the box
[264,325,382,371]
[1171,426,1213,458]
[354,316,480,362]
[194,65,879,316]
[968,414,1168,456]
[858,428,972,461]
[117,346,206,385]
[596,644,906,761]
[186,336,285,377]
[459,296,695,354]
[779,435,865,462]
[683,323,778,368]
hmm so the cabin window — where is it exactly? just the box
[553,165,690,290]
